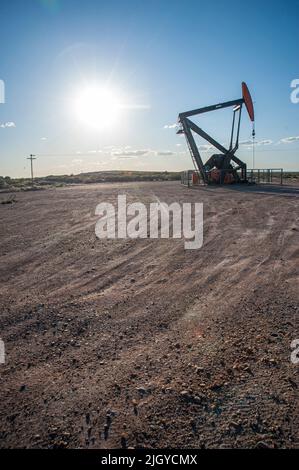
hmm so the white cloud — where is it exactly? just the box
[40,137,47,141]
[110,148,177,158]
[156,150,174,156]
[116,156,137,159]
[198,144,215,152]
[72,158,83,164]
[279,136,299,144]
[0,121,16,128]
[257,139,273,146]
[111,149,150,157]
[240,139,273,146]
[164,123,178,129]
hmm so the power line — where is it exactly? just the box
[34,153,102,158]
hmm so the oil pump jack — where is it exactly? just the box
[177,82,255,184]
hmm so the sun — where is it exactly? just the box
[73,85,123,129]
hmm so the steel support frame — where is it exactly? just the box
[178,98,247,184]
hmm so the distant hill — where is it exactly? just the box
[0,170,181,191]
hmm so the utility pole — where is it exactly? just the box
[27,154,36,186]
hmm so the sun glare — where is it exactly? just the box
[73,85,123,129]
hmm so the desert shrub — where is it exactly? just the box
[0,194,16,204]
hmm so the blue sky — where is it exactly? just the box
[0,0,298,177]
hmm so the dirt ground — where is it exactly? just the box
[0,181,298,449]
